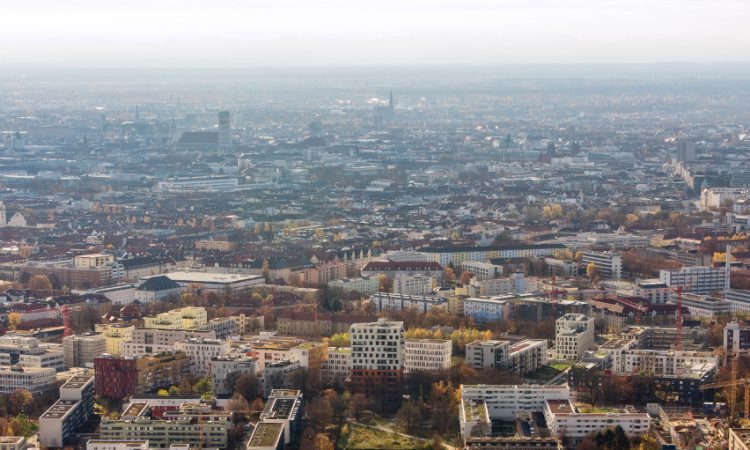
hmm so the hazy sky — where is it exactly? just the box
[2,0,748,67]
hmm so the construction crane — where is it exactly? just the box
[699,375,750,423]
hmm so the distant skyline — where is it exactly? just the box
[2,0,749,68]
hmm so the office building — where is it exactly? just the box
[727,290,750,314]
[725,322,750,353]
[404,339,452,373]
[581,251,622,280]
[659,266,726,295]
[0,366,56,394]
[39,375,95,448]
[63,334,106,369]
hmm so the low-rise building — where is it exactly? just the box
[0,365,56,394]
[369,292,448,313]
[328,277,379,295]
[543,400,650,441]
[99,402,230,449]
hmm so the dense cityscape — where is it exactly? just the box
[2,50,750,450]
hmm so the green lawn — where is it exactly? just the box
[338,423,428,449]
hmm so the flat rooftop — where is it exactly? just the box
[248,422,284,448]
[122,402,148,418]
[61,375,94,390]
[165,271,264,284]
[41,400,78,419]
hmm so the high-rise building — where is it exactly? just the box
[39,375,95,448]
[218,111,231,150]
[63,334,107,369]
[677,140,697,162]
[349,318,404,391]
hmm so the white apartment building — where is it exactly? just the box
[461,261,503,281]
[210,355,257,395]
[616,349,717,376]
[120,329,216,357]
[633,279,670,304]
[465,340,547,375]
[404,339,452,373]
[369,292,448,313]
[321,347,351,387]
[174,338,230,377]
[467,273,533,297]
[461,384,570,421]
[392,274,434,296]
[0,366,56,394]
[543,400,650,440]
[581,251,622,280]
[555,314,595,361]
[659,266,726,295]
[328,277,379,295]
[143,307,208,329]
[463,297,508,324]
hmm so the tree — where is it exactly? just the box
[193,377,213,398]
[395,400,422,434]
[233,373,260,402]
[348,393,369,422]
[168,385,180,396]
[8,389,32,415]
[7,313,21,331]
[329,332,350,347]
[444,267,455,283]
[460,271,474,285]
[157,389,169,397]
[8,413,35,438]
[586,262,598,280]
[28,274,53,291]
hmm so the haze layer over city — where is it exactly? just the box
[2,2,750,450]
